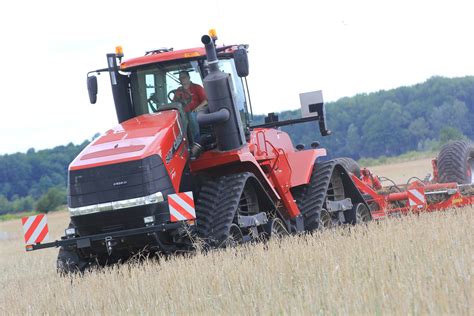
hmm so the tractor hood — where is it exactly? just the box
[70,111,182,171]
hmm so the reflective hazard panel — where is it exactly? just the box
[21,214,50,245]
[168,192,196,222]
[408,188,426,209]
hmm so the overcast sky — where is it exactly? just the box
[1,0,473,154]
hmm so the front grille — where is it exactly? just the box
[70,202,172,235]
[68,155,174,208]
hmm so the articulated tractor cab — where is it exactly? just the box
[28,31,371,273]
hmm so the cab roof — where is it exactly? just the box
[120,45,244,70]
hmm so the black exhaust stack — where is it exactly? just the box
[107,53,134,123]
[197,35,246,151]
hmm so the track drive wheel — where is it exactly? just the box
[292,160,371,231]
[292,161,346,231]
[438,140,474,185]
[195,172,261,249]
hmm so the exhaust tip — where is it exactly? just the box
[201,35,211,45]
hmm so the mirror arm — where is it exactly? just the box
[87,67,109,77]
[244,77,253,121]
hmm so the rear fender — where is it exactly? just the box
[287,148,327,187]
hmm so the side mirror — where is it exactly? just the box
[233,48,249,77]
[87,76,98,104]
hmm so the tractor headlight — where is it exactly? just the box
[65,227,76,237]
[69,192,164,216]
[143,216,155,225]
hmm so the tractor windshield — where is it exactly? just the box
[130,58,247,121]
[130,60,205,115]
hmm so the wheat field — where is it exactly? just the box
[0,160,472,315]
[369,158,433,184]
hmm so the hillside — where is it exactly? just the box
[0,141,89,214]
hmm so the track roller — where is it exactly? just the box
[262,218,289,239]
[319,209,333,229]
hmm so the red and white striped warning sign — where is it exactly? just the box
[407,188,426,208]
[168,191,196,222]
[21,214,50,245]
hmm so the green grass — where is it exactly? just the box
[359,150,437,167]
[0,206,67,222]
[0,211,39,222]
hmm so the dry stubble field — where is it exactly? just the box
[0,159,472,315]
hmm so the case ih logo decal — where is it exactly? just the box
[113,180,128,186]
[168,192,196,222]
[166,124,184,164]
[407,188,426,209]
[21,214,50,245]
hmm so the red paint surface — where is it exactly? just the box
[190,128,327,219]
[353,170,474,220]
[69,111,188,192]
[120,45,240,70]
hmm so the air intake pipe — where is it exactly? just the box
[197,35,246,151]
[106,53,134,123]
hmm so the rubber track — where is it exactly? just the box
[195,172,252,247]
[334,157,361,179]
[292,160,338,231]
[57,246,91,274]
[56,222,92,274]
[438,140,474,184]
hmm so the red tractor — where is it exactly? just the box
[26,32,371,272]
[24,31,473,273]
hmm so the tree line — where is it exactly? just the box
[1,76,473,214]
[0,141,89,214]
[254,76,473,159]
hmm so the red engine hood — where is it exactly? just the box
[70,111,180,171]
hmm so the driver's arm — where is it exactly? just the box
[194,85,208,111]
[172,87,183,102]
[195,99,208,111]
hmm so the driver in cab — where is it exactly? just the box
[174,71,207,112]
[173,71,207,152]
